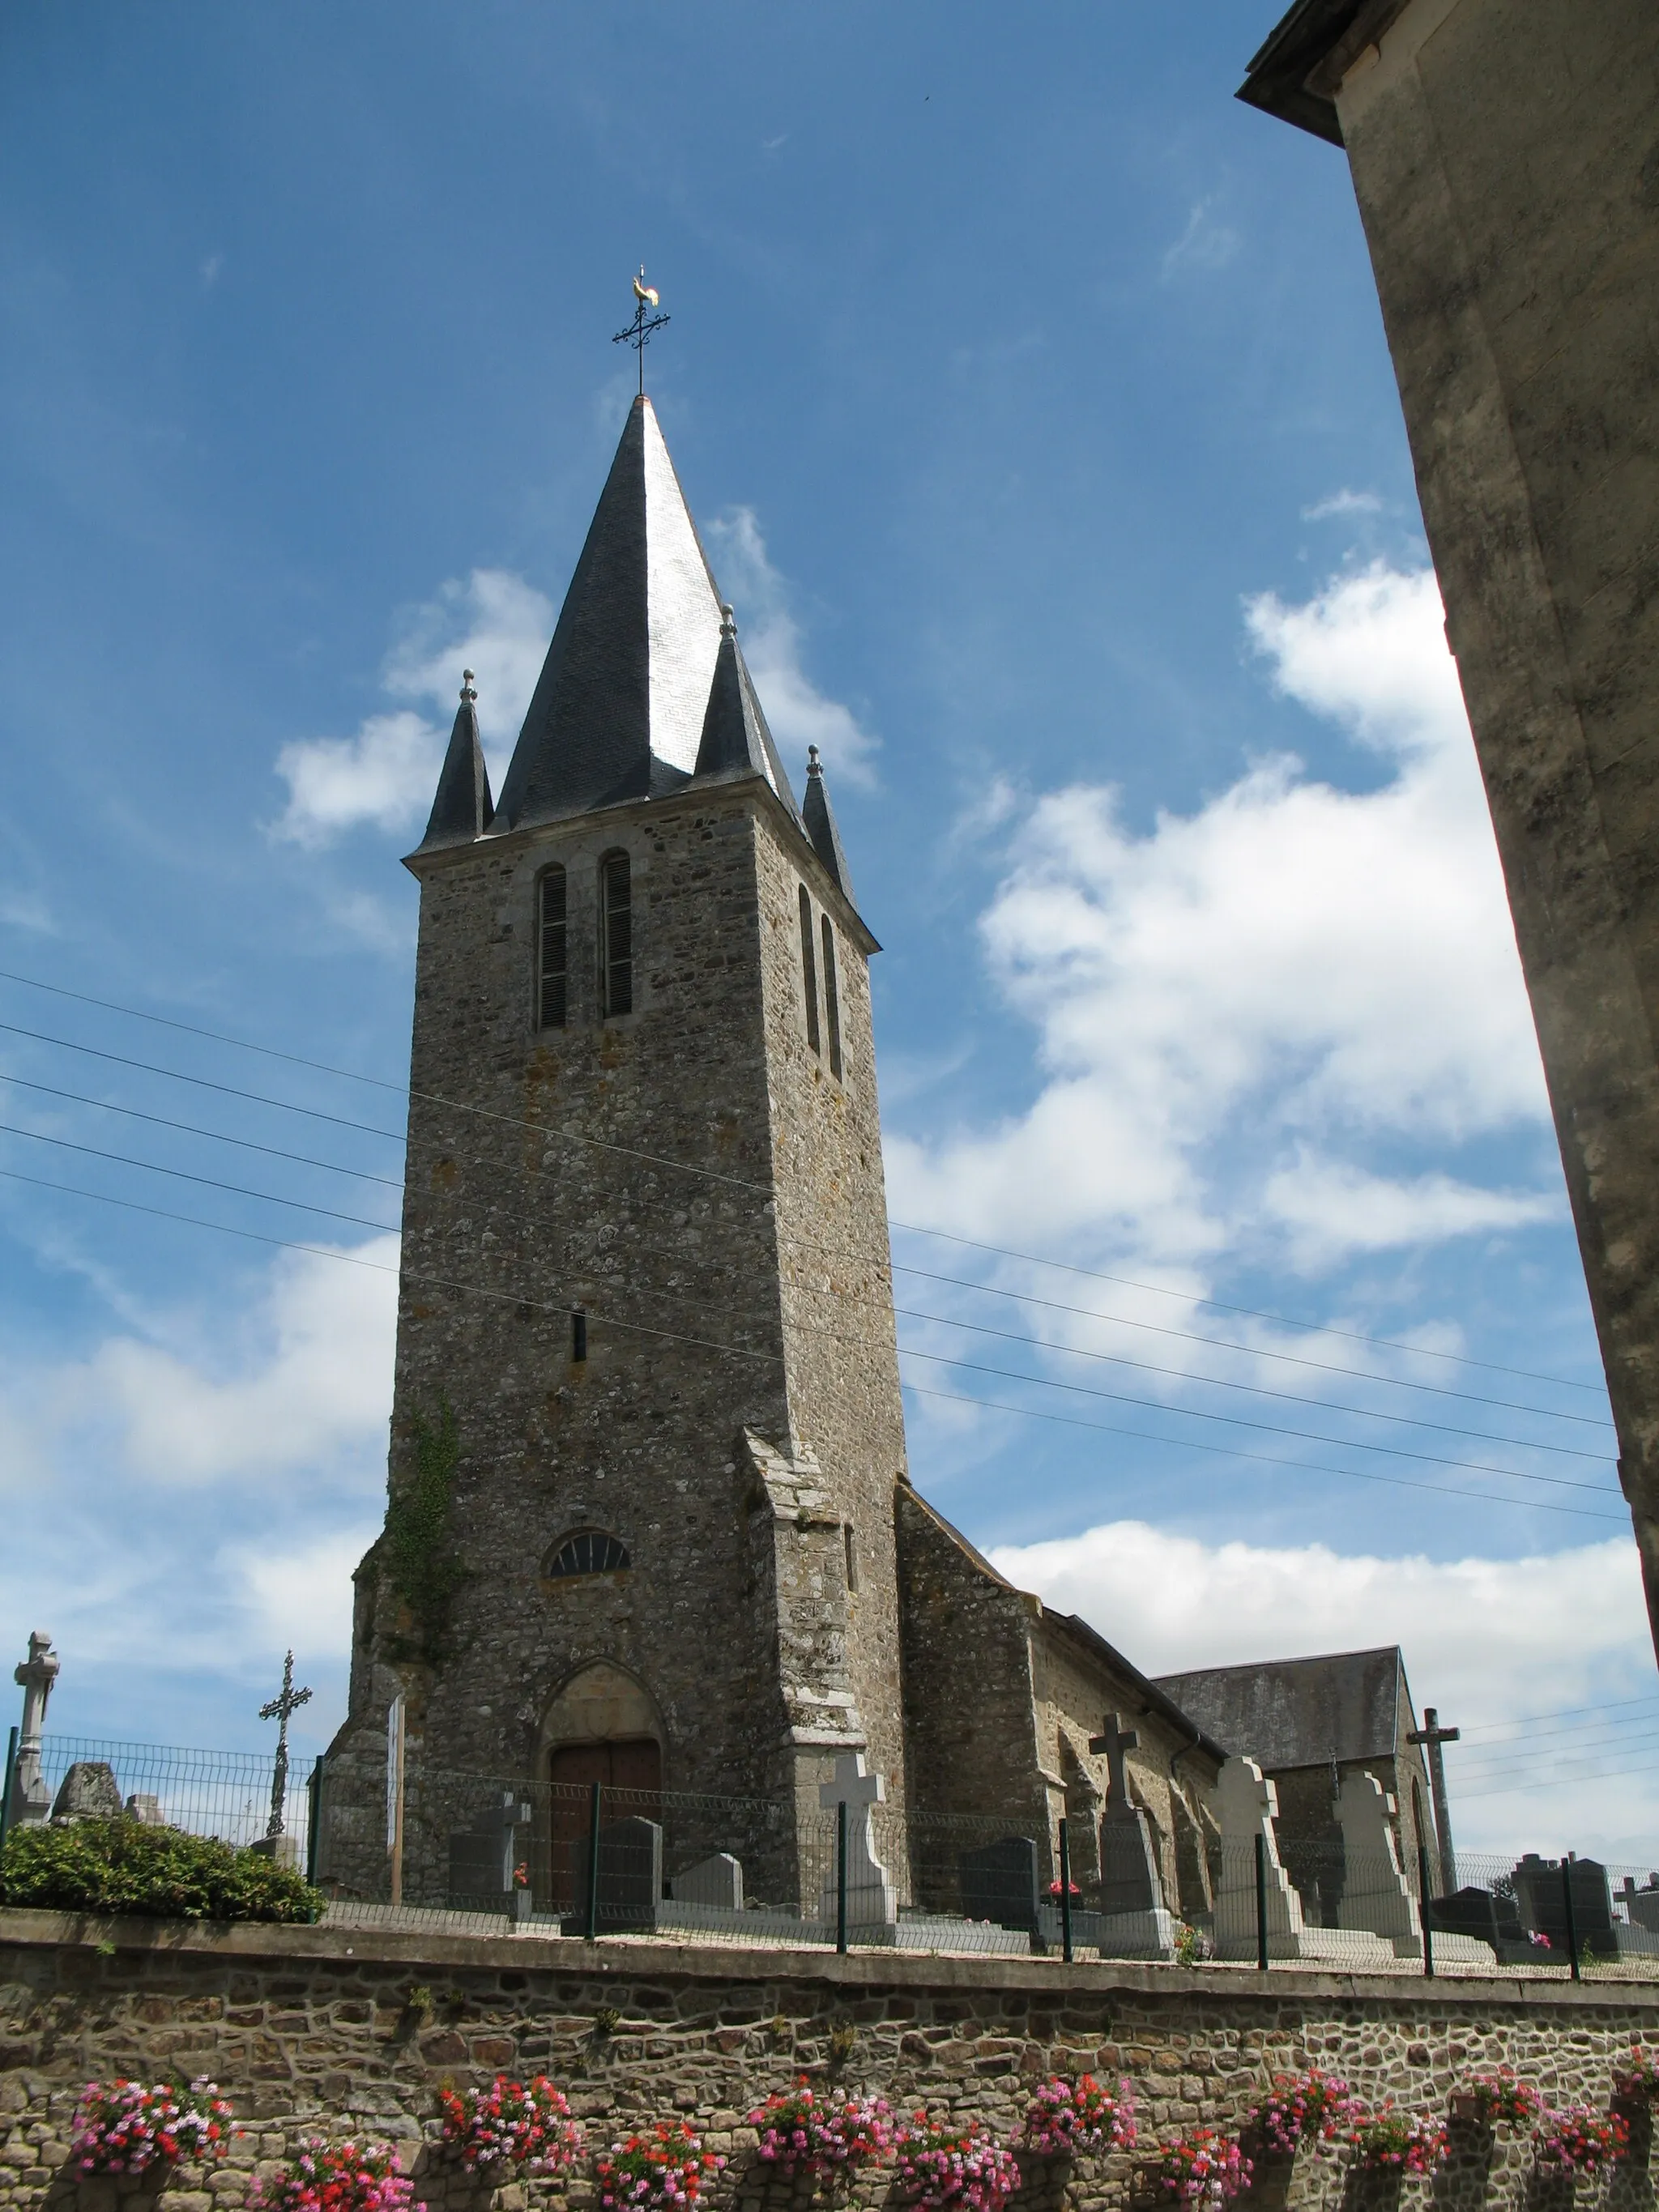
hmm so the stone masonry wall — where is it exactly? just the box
[326,774,915,1916]
[3,1917,1657,2212]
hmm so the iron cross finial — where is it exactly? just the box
[613,266,671,399]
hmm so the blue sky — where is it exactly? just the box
[2,3,1651,1854]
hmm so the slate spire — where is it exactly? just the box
[493,394,729,833]
[802,744,854,905]
[692,606,800,812]
[418,670,494,849]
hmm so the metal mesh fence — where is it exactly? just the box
[5,1733,1659,1975]
[20,1736,313,1853]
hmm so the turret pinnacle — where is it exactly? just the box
[802,744,855,905]
[692,606,799,811]
[418,670,493,849]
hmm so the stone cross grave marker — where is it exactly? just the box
[817,1751,896,1927]
[9,1631,59,1828]
[1090,1711,1163,1916]
[1335,1771,1420,1945]
[489,1792,534,1895]
[1213,1755,1305,1958]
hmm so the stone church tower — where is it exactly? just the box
[322,394,910,1909]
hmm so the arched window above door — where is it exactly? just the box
[545,1529,631,1578]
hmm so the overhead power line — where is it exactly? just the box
[0,1119,1618,1495]
[0,1071,1614,1462]
[6,1061,1607,1438]
[1458,1694,1659,1736]
[0,965,1610,1397]
[0,1162,1627,1524]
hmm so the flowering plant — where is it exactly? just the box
[595,2120,723,2211]
[1455,2069,1542,2133]
[246,2137,418,2212]
[436,2076,582,2173]
[895,2112,1021,2212]
[748,2081,893,2172]
[1021,2075,1136,2155]
[1144,2129,1251,2206]
[1246,2071,1354,2156]
[1344,2107,1448,2176]
[1534,2109,1630,2174]
[71,2079,236,2175]
[1614,2048,1659,2101]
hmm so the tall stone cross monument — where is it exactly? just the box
[321,295,911,1912]
[1407,1707,1460,1892]
[8,1631,58,1829]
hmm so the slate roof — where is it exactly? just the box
[1152,1647,1412,1771]
[418,677,494,850]
[490,394,801,835]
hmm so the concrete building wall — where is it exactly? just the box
[1264,0,1659,1642]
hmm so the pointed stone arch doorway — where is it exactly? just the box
[539,1660,663,1910]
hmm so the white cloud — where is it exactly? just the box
[271,569,554,847]
[888,562,1552,1280]
[1302,489,1384,522]
[0,1234,398,1728]
[706,506,880,787]
[1262,1153,1559,1272]
[988,1519,1656,1854]
[273,710,443,848]
[382,568,554,749]
[1161,197,1240,281]
[63,1234,399,1483]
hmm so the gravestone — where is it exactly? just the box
[1431,1884,1523,1949]
[673,1852,743,1909]
[817,1752,897,1929]
[1512,1853,1616,1953]
[1212,1756,1306,1959]
[571,1814,663,1932]
[125,1793,164,1826]
[1090,1714,1165,1917]
[1336,1771,1422,1950]
[447,1792,532,1907]
[1618,1874,1659,1934]
[959,1835,1040,1932]
[50,1761,122,1822]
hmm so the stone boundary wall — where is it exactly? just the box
[2,1914,1656,2212]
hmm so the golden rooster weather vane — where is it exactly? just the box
[613,266,671,398]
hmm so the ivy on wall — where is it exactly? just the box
[383,1399,465,1664]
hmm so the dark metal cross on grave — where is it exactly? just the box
[1089,1712,1138,1817]
[1406,1704,1461,1891]
[258,1650,313,1840]
[612,266,671,399]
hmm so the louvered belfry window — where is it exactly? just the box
[821,914,842,1079]
[538,865,568,1029]
[601,850,633,1016]
[799,884,821,1053]
[546,1529,631,1578]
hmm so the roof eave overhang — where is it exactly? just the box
[1047,1610,1230,1769]
[403,773,881,957]
[1235,0,1411,144]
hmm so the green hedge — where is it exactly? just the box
[0,1818,323,1923]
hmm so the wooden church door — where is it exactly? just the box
[548,1738,663,1907]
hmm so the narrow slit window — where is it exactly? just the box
[799,884,821,1053]
[843,1520,859,1593]
[601,850,633,1016]
[821,915,842,1079]
[538,866,568,1029]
